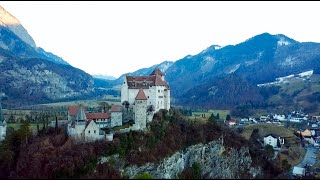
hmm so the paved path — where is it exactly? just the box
[288,144,318,178]
[296,144,317,168]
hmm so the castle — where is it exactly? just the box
[67,67,170,142]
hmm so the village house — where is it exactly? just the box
[67,105,117,142]
[227,120,237,126]
[263,134,285,149]
[273,114,286,121]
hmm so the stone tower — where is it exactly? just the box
[134,88,147,130]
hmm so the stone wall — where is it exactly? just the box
[134,100,147,130]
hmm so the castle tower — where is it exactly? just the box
[134,88,147,130]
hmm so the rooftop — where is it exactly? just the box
[135,88,147,100]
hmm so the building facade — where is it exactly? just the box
[121,68,170,112]
[67,105,113,142]
[0,101,6,142]
[263,134,285,148]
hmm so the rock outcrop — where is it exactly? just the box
[122,137,263,179]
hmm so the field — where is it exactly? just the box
[39,98,121,108]
[7,122,46,135]
[241,123,306,166]
[191,109,230,119]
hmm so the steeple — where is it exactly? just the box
[75,104,87,121]
[150,67,164,76]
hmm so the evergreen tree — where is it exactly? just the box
[191,162,202,179]
[19,120,32,145]
[55,116,58,132]
[8,114,15,122]
[208,113,215,122]
[36,123,39,134]
[265,144,274,159]
[226,114,231,121]
[216,113,220,120]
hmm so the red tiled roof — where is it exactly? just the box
[126,76,155,89]
[135,88,147,100]
[228,120,237,123]
[125,68,169,89]
[111,105,122,112]
[155,74,168,86]
[68,106,86,116]
[85,113,111,120]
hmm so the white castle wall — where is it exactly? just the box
[111,111,122,127]
[121,79,129,104]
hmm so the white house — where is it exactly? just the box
[0,101,6,142]
[263,134,285,149]
[227,120,237,126]
[293,166,305,177]
[67,105,111,142]
[110,105,122,127]
[273,114,286,121]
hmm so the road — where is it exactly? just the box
[296,144,317,168]
[288,144,318,179]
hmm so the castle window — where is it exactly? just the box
[123,82,125,84]
[158,90,160,93]
[94,130,96,134]
[148,96,149,98]
[88,131,90,134]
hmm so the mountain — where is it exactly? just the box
[92,74,117,80]
[163,32,320,109]
[0,5,69,65]
[257,70,320,114]
[178,74,264,109]
[0,6,95,107]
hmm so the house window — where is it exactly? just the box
[88,130,90,134]
[94,130,96,134]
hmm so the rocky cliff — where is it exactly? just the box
[115,137,263,179]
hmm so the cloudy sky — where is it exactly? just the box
[1,1,320,78]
